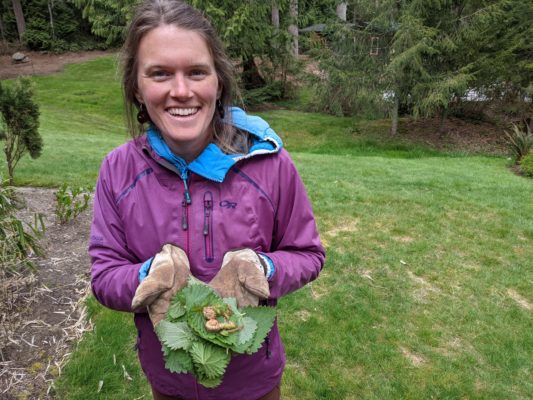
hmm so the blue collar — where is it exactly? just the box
[147,107,282,183]
[147,128,235,183]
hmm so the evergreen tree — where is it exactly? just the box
[69,0,140,46]
[0,78,42,185]
[312,0,532,134]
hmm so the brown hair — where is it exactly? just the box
[121,0,248,153]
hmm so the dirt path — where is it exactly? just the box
[0,188,93,399]
[0,50,114,80]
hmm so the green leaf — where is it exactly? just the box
[222,297,239,314]
[238,317,257,345]
[196,373,223,389]
[190,341,230,380]
[230,316,258,354]
[241,306,276,354]
[181,279,219,309]
[168,299,186,321]
[165,348,194,374]
[156,320,195,351]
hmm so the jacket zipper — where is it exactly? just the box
[181,171,191,253]
[203,191,214,262]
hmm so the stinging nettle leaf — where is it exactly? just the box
[238,317,257,346]
[168,299,187,320]
[165,348,194,374]
[182,280,219,309]
[190,341,230,380]
[240,306,277,354]
[196,373,223,388]
[156,320,195,351]
[155,279,277,388]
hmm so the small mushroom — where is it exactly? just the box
[203,306,217,320]
[205,319,221,332]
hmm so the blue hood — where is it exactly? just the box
[147,107,283,183]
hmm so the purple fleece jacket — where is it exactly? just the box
[89,124,325,399]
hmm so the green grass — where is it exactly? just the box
[5,55,449,187]
[3,56,127,186]
[52,297,151,399]
[281,153,532,399]
[5,56,532,399]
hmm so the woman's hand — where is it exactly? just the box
[131,244,190,326]
[209,249,270,307]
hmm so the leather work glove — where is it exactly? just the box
[131,244,190,326]
[209,249,270,307]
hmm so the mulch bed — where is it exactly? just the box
[0,188,93,399]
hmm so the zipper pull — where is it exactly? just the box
[181,199,188,230]
[203,192,213,236]
[180,170,190,231]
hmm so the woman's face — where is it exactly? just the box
[136,24,219,161]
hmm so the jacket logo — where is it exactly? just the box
[220,200,237,209]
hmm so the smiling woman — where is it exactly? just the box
[88,1,325,400]
[135,25,219,162]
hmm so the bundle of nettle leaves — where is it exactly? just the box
[155,277,277,388]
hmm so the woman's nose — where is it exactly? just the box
[170,75,191,99]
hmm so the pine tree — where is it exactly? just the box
[69,0,139,46]
[312,0,532,134]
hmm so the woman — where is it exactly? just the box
[89,1,325,399]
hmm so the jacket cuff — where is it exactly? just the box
[258,253,275,281]
[138,257,154,282]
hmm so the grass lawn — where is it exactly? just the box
[4,56,532,399]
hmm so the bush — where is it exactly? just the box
[0,77,43,185]
[0,178,45,275]
[241,81,284,107]
[504,123,533,163]
[520,150,533,177]
[55,184,91,224]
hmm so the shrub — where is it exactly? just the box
[519,150,533,177]
[504,123,533,163]
[0,77,43,185]
[0,178,45,275]
[55,184,91,224]
[241,81,284,107]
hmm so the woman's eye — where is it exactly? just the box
[190,69,208,78]
[150,70,170,80]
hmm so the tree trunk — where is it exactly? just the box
[439,107,448,136]
[4,136,14,185]
[288,0,298,57]
[11,0,25,42]
[0,17,6,44]
[337,1,347,21]
[7,159,14,185]
[390,94,399,136]
[272,1,279,32]
[242,57,265,90]
[48,0,55,41]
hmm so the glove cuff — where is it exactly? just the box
[138,257,154,282]
[258,254,275,281]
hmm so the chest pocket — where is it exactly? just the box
[188,177,275,279]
